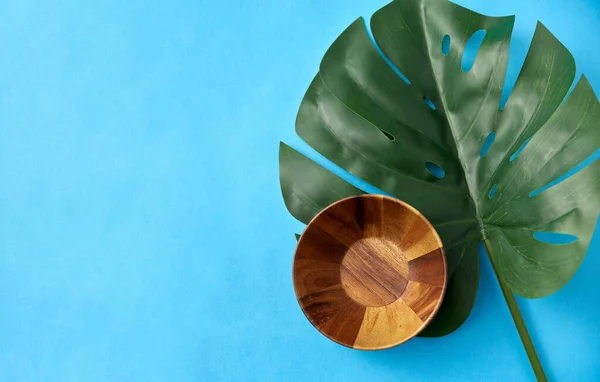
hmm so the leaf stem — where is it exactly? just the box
[483,239,548,382]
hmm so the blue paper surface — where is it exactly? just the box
[0,0,599,380]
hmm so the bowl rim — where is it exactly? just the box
[292,194,447,351]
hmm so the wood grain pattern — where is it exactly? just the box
[408,248,446,287]
[341,237,408,307]
[353,298,424,350]
[293,195,447,350]
[401,281,444,321]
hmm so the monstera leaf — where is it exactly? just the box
[280,0,600,377]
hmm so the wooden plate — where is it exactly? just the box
[293,195,447,350]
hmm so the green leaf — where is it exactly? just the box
[280,0,600,336]
[279,142,363,224]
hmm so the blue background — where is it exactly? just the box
[0,0,599,380]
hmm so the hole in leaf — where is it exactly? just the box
[425,162,445,178]
[533,232,579,245]
[530,148,600,197]
[510,137,533,162]
[363,18,411,85]
[499,33,531,110]
[293,140,391,196]
[462,29,487,72]
[423,97,436,110]
[488,184,498,199]
[562,75,580,107]
[480,132,496,158]
[378,128,395,141]
[441,34,451,55]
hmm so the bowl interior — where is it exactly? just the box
[293,195,446,350]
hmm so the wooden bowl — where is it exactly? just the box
[293,195,447,350]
